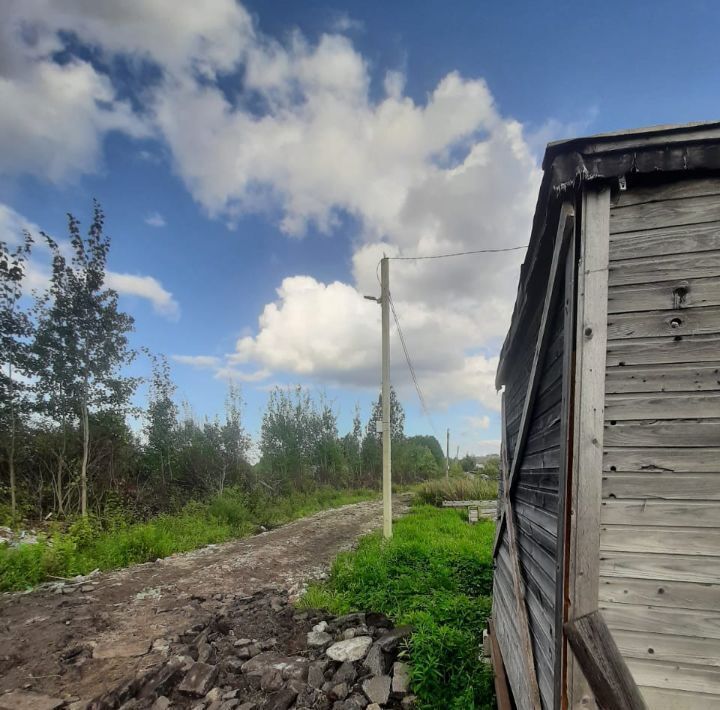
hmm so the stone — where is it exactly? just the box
[307,630,333,647]
[401,695,417,708]
[237,704,258,710]
[198,640,215,663]
[242,652,308,681]
[330,683,349,700]
[362,675,391,705]
[375,626,412,654]
[326,636,372,662]
[93,637,151,659]
[313,620,329,633]
[205,688,223,702]
[261,668,284,692]
[341,628,356,640]
[364,612,391,629]
[151,698,171,710]
[178,662,219,697]
[260,637,277,650]
[342,695,368,710]
[262,687,297,710]
[308,660,328,688]
[392,661,410,694]
[281,657,309,681]
[367,706,381,710]
[234,638,252,647]
[331,612,365,628]
[219,700,240,710]
[362,644,389,677]
[333,662,357,686]
[0,692,66,710]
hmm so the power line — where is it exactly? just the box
[388,292,438,436]
[388,244,527,261]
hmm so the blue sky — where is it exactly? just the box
[1,0,718,456]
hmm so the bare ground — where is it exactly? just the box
[0,497,409,707]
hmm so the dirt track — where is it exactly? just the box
[0,497,409,707]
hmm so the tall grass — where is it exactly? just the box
[0,488,376,592]
[414,477,498,507]
[299,505,496,709]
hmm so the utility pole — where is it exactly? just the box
[446,427,450,480]
[380,257,392,539]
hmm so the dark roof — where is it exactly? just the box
[496,120,720,387]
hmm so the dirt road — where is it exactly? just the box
[0,497,409,707]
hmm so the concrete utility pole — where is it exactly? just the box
[446,428,450,479]
[380,257,392,539]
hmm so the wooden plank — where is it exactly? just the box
[607,305,720,339]
[604,391,720,420]
[639,687,720,710]
[601,500,720,528]
[607,333,720,366]
[497,393,543,709]
[608,249,720,286]
[599,576,720,612]
[604,446,720,473]
[441,500,497,508]
[611,628,720,668]
[600,525,720,556]
[599,551,720,584]
[615,178,720,207]
[564,610,647,710]
[601,603,720,641]
[626,658,720,696]
[603,418,720,447]
[567,186,611,710]
[488,618,514,710]
[608,277,720,314]
[605,362,720,394]
[609,221,720,262]
[494,203,574,557]
[610,194,720,234]
[602,472,720,501]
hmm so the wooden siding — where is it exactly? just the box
[494,273,567,710]
[600,177,720,709]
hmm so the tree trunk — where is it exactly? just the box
[81,398,90,517]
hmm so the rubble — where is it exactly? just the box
[85,590,414,709]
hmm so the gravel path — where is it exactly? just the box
[0,496,410,707]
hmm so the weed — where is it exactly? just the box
[414,478,498,507]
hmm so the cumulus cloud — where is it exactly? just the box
[171,355,220,369]
[105,272,180,320]
[0,1,549,413]
[144,212,166,228]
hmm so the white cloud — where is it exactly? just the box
[171,355,220,369]
[145,212,166,228]
[0,1,554,413]
[105,272,180,320]
[465,415,491,430]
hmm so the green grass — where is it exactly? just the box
[0,487,376,592]
[414,477,498,507]
[299,505,496,709]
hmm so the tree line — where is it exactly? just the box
[0,204,446,523]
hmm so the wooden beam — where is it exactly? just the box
[565,611,647,710]
[554,209,577,710]
[488,617,514,710]
[567,186,611,709]
[498,392,543,709]
[493,201,575,558]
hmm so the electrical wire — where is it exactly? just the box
[388,244,527,260]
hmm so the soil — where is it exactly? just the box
[0,497,410,707]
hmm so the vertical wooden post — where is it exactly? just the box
[381,256,392,539]
[566,186,611,709]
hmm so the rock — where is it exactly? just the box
[362,644,389,677]
[198,640,215,663]
[237,704,258,710]
[235,645,253,660]
[307,631,333,647]
[326,636,372,662]
[367,705,381,710]
[342,695,368,710]
[178,662,219,697]
[260,637,277,650]
[375,626,412,653]
[313,621,329,633]
[330,682,349,700]
[362,675,391,705]
[281,658,309,681]
[333,662,357,686]
[0,691,66,710]
[401,695,417,708]
[205,687,223,702]
[219,701,240,710]
[308,660,328,688]
[262,687,297,710]
[151,698,171,710]
[331,612,365,628]
[234,638,252,647]
[341,628,356,640]
[93,637,151,659]
[261,668,284,692]
[365,612,392,629]
[392,661,410,694]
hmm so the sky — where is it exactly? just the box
[1,0,718,456]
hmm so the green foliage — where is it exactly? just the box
[478,455,501,479]
[415,477,498,507]
[0,487,377,592]
[299,506,496,709]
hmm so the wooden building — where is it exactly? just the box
[491,122,720,710]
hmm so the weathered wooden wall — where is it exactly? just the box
[600,177,720,709]
[493,238,570,710]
